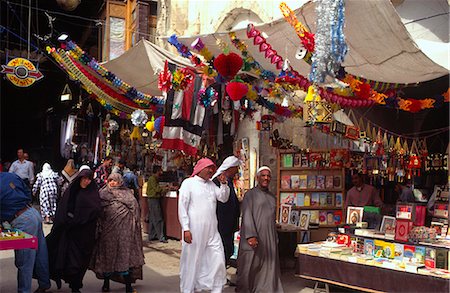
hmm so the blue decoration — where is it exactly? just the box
[168,34,192,58]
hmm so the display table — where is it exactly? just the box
[161,192,182,240]
[0,232,38,250]
[296,248,449,292]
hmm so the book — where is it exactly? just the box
[289,210,300,226]
[280,193,296,205]
[279,204,291,224]
[333,210,343,225]
[325,175,334,189]
[333,175,342,189]
[299,175,307,189]
[307,175,316,189]
[296,193,305,207]
[335,193,343,207]
[311,193,320,207]
[316,175,325,189]
[281,175,291,189]
[364,239,375,256]
[415,246,426,264]
[301,154,309,167]
[374,240,385,258]
[290,175,300,189]
[283,154,293,168]
[327,211,335,225]
[309,210,319,224]
[326,193,334,206]
[383,242,395,259]
[319,211,327,225]
[436,248,449,269]
[394,243,404,262]
[293,154,301,167]
[319,193,327,206]
[404,245,416,261]
[425,248,436,269]
[304,193,311,207]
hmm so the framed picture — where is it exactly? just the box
[289,210,300,226]
[346,206,364,224]
[380,216,396,236]
[279,204,291,225]
[299,211,310,230]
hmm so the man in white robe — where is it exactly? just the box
[179,158,230,293]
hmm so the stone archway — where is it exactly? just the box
[214,7,267,32]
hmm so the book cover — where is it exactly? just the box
[319,193,327,206]
[333,210,343,225]
[414,246,426,264]
[395,219,413,242]
[283,154,293,168]
[289,210,300,226]
[404,245,416,261]
[333,175,342,189]
[296,193,305,207]
[304,193,311,207]
[335,193,343,207]
[394,243,404,262]
[319,211,327,225]
[436,248,449,269]
[309,210,319,224]
[279,204,291,224]
[364,239,375,256]
[325,176,334,189]
[374,240,385,258]
[326,193,334,206]
[307,175,316,189]
[280,193,295,205]
[301,154,309,167]
[299,175,308,189]
[281,175,291,189]
[316,175,325,189]
[311,193,320,207]
[327,211,335,225]
[290,175,300,189]
[293,154,301,167]
[383,242,395,259]
[425,248,436,269]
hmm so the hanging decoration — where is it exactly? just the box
[213,52,243,80]
[130,126,142,140]
[247,24,284,70]
[168,34,204,66]
[1,57,44,87]
[154,116,165,134]
[131,109,148,127]
[158,60,172,92]
[191,38,213,62]
[303,85,333,124]
[279,2,315,54]
[226,78,249,101]
[172,67,194,91]
[197,87,218,107]
[107,119,119,132]
[309,0,348,84]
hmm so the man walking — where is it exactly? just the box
[0,172,51,293]
[146,165,168,243]
[94,156,113,189]
[9,148,35,189]
[237,166,283,293]
[178,158,230,293]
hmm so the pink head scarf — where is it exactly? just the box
[191,158,216,177]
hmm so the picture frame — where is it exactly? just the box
[346,206,364,224]
[299,211,310,230]
[289,210,300,226]
[279,204,292,225]
[380,216,396,236]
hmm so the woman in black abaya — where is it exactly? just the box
[46,166,101,292]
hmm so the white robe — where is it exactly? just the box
[178,176,230,293]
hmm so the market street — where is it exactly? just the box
[0,224,310,293]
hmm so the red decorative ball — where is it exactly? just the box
[226,81,249,101]
[214,53,243,79]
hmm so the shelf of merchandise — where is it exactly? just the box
[277,149,346,241]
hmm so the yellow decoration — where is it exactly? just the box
[303,86,332,124]
[130,126,142,140]
[304,85,321,102]
[145,121,155,132]
[1,58,43,87]
[247,84,257,101]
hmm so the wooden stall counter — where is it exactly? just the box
[161,191,182,240]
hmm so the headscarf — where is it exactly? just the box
[191,158,216,177]
[256,166,272,175]
[41,163,55,179]
[212,156,240,180]
[78,165,94,180]
[63,159,77,177]
[107,173,124,186]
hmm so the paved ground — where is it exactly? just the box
[0,224,314,293]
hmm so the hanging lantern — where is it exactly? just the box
[226,80,248,101]
[130,126,142,140]
[303,86,332,124]
[214,52,243,79]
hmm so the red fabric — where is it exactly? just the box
[182,79,195,120]
[161,138,198,156]
[190,158,216,177]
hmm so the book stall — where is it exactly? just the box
[0,225,38,251]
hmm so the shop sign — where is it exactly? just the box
[1,58,43,87]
